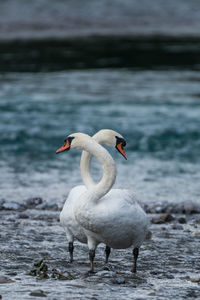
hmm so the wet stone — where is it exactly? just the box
[51,269,75,280]
[178,217,187,224]
[96,270,116,277]
[183,201,200,214]
[151,217,164,224]
[6,272,17,276]
[18,213,29,219]
[32,213,56,221]
[146,230,152,240]
[0,275,14,284]
[148,290,156,296]
[32,235,44,242]
[193,232,200,237]
[186,290,198,298]
[0,199,5,209]
[36,201,58,211]
[29,290,47,297]
[2,201,25,211]
[191,276,200,283]
[171,224,183,230]
[151,214,175,224]
[150,271,159,275]
[25,197,43,208]
[112,276,125,284]
[155,206,163,213]
[165,274,174,279]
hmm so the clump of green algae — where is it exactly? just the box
[27,259,74,280]
[27,259,49,279]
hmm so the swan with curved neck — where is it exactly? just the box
[56,132,148,273]
[58,129,127,263]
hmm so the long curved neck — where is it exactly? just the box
[80,131,105,189]
[80,150,94,189]
[80,138,116,201]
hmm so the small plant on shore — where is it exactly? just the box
[26,258,74,280]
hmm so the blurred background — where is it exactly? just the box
[1,0,200,205]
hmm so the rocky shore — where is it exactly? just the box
[0,197,200,299]
[1,197,200,215]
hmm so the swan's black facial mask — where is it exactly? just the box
[56,137,74,154]
[115,136,127,160]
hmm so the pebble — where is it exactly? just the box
[0,199,5,209]
[151,214,175,224]
[195,218,200,224]
[178,217,187,224]
[171,224,183,230]
[51,269,75,280]
[112,276,125,284]
[191,276,200,283]
[6,272,17,276]
[2,202,24,211]
[186,290,198,298]
[36,201,58,211]
[0,276,14,284]
[18,213,29,219]
[25,197,43,208]
[193,232,200,237]
[146,230,152,240]
[148,290,156,296]
[183,200,200,214]
[29,290,47,297]
[184,201,195,214]
[97,270,115,277]
[165,274,174,279]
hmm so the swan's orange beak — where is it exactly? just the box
[56,140,71,154]
[116,143,127,160]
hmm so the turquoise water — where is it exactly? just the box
[1,70,200,204]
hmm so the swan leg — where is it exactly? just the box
[132,247,139,273]
[89,249,95,273]
[68,242,74,263]
[105,245,111,263]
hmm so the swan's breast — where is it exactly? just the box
[60,185,87,243]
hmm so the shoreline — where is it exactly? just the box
[1,35,200,72]
[1,197,200,215]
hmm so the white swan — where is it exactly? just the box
[58,129,127,263]
[56,132,148,273]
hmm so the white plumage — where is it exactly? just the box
[60,130,127,262]
[57,131,149,272]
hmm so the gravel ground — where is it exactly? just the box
[0,201,200,299]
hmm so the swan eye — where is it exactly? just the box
[122,140,126,147]
[65,136,75,144]
[115,136,127,160]
[115,136,126,147]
